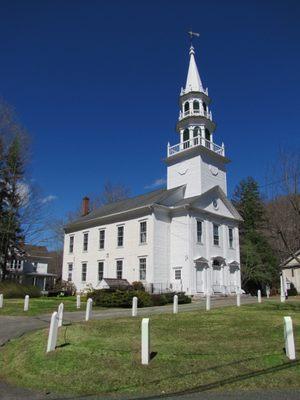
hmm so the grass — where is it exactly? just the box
[0,296,90,316]
[0,301,299,397]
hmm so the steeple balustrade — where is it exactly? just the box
[168,135,225,157]
[179,109,212,121]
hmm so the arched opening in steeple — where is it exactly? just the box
[202,102,207,114]
[193,127,200,145]
[184,102,190,116]
[205,128,211,148]
[183,128,190,149]
[193,100,200,114]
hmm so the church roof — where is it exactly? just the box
[185,46,204,93]
[64,186,185,233]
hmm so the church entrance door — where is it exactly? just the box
[196,266,205,293]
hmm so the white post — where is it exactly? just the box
[206,294,211,311]
[283,316,296,360]
[0,294,3,308]
[85,298,93,321]
[76,294,81,309]
[236,291,241,307]
[173,295,178,314]
[266,286,270,299]
[132,296,138,317]
[280,275,286,303]
[257,290,262,303]
[46,311,59,353]
[58,303,64,328]
[24,295,29,311]
[141,318,150,365]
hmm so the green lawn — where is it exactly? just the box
[0,301,299,397]
[0,296,88,316]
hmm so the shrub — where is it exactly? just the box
[151,294,168,306]
[89,289,153,308]
[131,281,145,291]
[177,292,192,304]
[0,281,41,298]
[288,283,298,296]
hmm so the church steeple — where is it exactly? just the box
[185,45,204,93]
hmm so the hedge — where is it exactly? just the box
[88,289,191,308]
[0,281,41,298]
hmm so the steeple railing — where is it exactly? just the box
[167,136,225,158]
[179,109,212,121]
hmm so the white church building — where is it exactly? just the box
[62,44,242,295]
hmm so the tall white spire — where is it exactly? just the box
[185,46,203,93]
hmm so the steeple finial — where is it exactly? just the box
[185,32,203,93]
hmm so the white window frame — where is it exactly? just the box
[175,269,182,280]
[98,260,104,281]
[83,232,89,252]
[99,229,105,250]
[68,263,73,282]
[213,223,220,246]
[196,219,203,243]
[69,235,74,254]
[139,257,147,281]
[116,259,123,279]
[117,225,124,247]
[81,262,87,282]
[139,220,147,244]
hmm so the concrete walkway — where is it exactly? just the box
[1,296,298,400]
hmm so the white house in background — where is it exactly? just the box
[62,43,242,295]
[281,250,300,293]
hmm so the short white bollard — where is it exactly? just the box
[76,294,81,309]
[266,287,270,299]
[58,303,64,327]
[24,295,29,311]
[206,294,211,311]
[236,292,241,307]
[173,295,178,314]
[257,290,262,303]
[132,296,138,317]
[283,316,296,360]
[141,318,150,365]
[46,311,59,353]
[85,298,93,321]
[0,294,3,308]
[280,275,285,303]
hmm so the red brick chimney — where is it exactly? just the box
[82,196,90,216]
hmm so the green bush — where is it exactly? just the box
[89,289,153,308]
[131,281,145,291]
[0,281,41,298]
[288,283,298,296]
[177,292,192,304]
[151,294,168,306]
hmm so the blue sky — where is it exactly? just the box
[0,0,299,219]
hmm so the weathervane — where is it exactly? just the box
[188,31,200,45]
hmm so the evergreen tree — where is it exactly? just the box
[232,177,278,293]
[0,136,24,278]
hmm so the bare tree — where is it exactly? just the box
[264,149,300,263]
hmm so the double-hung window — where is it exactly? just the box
[69,236,74,253]
[83,232,88,252]
[68,263,73,281]
[140,221,147,244]
[175,269,182,280]
[98,261,104,281]
[99,229,105,250]
[228,227,234,248]
[117,226,124,247]
[82,263,87,282]
[116,260,123,279]
[213,224,219,246]
[139,258,146,280]
[197,220,203,243]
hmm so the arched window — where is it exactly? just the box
[205,128,210,148]
[202,102,207,113]
[183,129,190,149]
[184,102,190,115]
[193,100,200,114]
[193,127,200,145]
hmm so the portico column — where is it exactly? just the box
[43,277,46,291]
